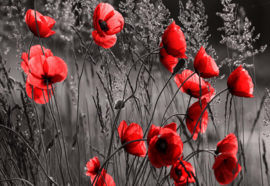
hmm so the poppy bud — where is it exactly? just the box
[173,59,186,75]
[114,100,125,109]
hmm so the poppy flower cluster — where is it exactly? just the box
[212,133,241,185]
[92,3,124,48]
[21,45,68,104]
[86,157,115,186]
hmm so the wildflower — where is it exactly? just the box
[186,99,209,140]
[227,65,254,98]
[21,45,53,75]
[194,47,219,78]
[27,55,68,89]
[147,123,183,168]
[92,3,124,48]
[117,120,146,157]
[93,169,115,186]
[159,42,178,73]
[86,156,100,177]
[161,21,187,58]
[170,157,196,186]
[25,9,56,38]
[215,133,238,156]
[212,153,241,185]
[174,69,214,98]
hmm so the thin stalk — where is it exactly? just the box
[0,125,59,186]
[93,139,147,185]
[51,88,74,186]
[183,88,229,143]
[160,72,196,126]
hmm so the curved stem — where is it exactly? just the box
[0,178,34,186]
[183,88,229,143]
[184,149,216,161]
[160,72,196,126]
[93,139,147,185]
[34,2,45,56]
[143,73,174,137]
[0,125,59,186]
[161,113,187,127]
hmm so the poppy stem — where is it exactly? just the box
[92,139,147,185]
[144,73,175,137]
[183,87,229,143]
[34,2,45,56]
[184,149,216,161]
[27,35,35,61]
[160,72,196,127]
[161,113,187,126]
[0,125,59,186]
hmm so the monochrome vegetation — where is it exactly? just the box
[0,0,269,185]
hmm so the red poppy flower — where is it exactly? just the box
[92,3,124,48]
[194,47,219,78]
[186,99,209,140]
[25,81,53,104]
[161,21,187,58]
[159,42,178,73]
[21,45,53,75]
[25,9,56,38]
[216,133,238,156]
[93,169,115,186]
[227,65,254,98]
[117,120,146,157]
[212,153,241,185]
[86,156,100,177]
[170,157,196,186]
[174,69,215,98]
[147,123,183,168]
[26,55,68,89]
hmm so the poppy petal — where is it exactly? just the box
[159,42,178,73]
[118,120,128,143]
[92,30,117,49]
[28,55,46,78]
[43,16,56,29]
[216,133,238,155]
[105,11,124,35]
[25,81,52,104]
[43,56,68,83]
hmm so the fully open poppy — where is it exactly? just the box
[161,21,187,58]
[159,42,178,73]
[25,9,56,38]
[92,3,124,48]
[194,47,219,78]
[212,153,241,185]
[227,65,254,98]
[174,69,214,98]
[170,157,196,186]
[147,123,183,168]
[186,99,209,140]
[215,133,238,156]
[21,45,53,75]
[86,156,100,177]
[26,55,68,89]
[117,120,146,157]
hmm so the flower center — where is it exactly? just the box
[156,138,167,154]
[175,168,182,177]
[99,20,108,31]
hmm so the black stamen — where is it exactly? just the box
[99,20,108,31]
[156,138,167,154]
